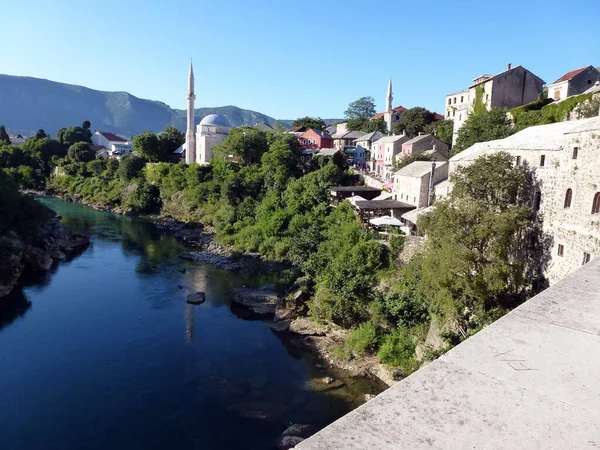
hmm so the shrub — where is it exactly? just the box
[377,328,418,375]
[344,322,379,358]
[388,234,405,262]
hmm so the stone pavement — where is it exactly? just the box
[298,259,600,449]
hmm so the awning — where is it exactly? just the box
[401,206,433,225]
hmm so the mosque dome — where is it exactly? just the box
[200,114,231,127]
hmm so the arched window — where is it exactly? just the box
[592,192,600,214]
[564,189,573,208]
[533,191,541,212]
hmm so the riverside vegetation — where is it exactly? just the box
[0,117,548,379]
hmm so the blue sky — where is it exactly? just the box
[2,0,598,120]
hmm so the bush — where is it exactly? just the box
[344,322,379,358]
[388,234,405,262]
[377,328,418,375]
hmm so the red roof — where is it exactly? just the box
[98,131,127,142]
[91,145,107,152]
[371,106,407,120]
[433,112,444,121]
[552,66,592,85]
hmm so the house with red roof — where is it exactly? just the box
[92,131,133,158]
[547,66,600,102]
[298,128,333,150]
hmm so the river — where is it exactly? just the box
[0,197,382,450]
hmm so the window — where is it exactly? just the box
[453,97,457,104]
[485,94,489,101]
[557,244,564,257]
[573,147,579,159]
[459,114,461,121]
[453,110,456,117]
[447,111,451,118]
[448,98,451,105]
[540,155,545,167]
[413,196,416,203]
[534,191,541,211]
[395,115,399,120]
[564,188,573,208]
[592,192,600,214]
[516,156,521,166]
[583,252,591,265]
[461,95,464,102]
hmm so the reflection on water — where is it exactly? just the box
[0,197,383,450]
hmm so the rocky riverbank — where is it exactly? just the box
[0,214,90,298]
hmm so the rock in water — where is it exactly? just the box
[282,424,317,439]
[231,286,279,315]
[271,319,291,332]
[187,292,206,305]
[277,436,304,450]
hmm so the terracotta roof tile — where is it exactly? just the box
[98,131,127,142]
[552,66,593,84]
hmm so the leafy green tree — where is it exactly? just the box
[345,96,377,131]
[82,120,91,130]
[425,119,453,147]
[393,107,436,137]
[0,125,11,145]
[117,154,146,181]
[87,159,105,177]
[292,117,327,131]
[418,152,546,337]
[158,125,185,158]
[133,132,164,162]
[58,126,92,146]
[452,108,514,155]
[261,134,303,193]
[361,117,387,133]
[35,129,48,140]
[213,127,269,165]
[125,180,161,213]
[68,142,96,163]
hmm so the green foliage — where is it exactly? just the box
[57,126,92,146]
[117,154,146,181]
[388,234,405,261]
[377,328,418,374]
[213,127,269,165]
[383,257,429,328]
[392,151,432,172]
[343,322,380,358]
[158,125,185,157]
[292,117,327,131]
[510,94,594,131]
[452,108,514,155]
[541,93,592,122]
[418,152,544,337]
[573,93,600,119]
[124,180,161,213]
[359,117,387,133]
[345,97,376,122]
[393,107,436,137]
[68,142,96,163]
[425,119,453,147]
[133,132,164,162]
[0,125,11,145]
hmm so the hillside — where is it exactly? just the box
[0,74,293,137]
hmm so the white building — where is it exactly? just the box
[91,131,132,158]
[184,60,231,165]
[393,161,448,208]
[547,65,600,102]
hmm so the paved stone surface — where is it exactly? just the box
[297,259,600,449]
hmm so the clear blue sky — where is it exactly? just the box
[2,0,598,120]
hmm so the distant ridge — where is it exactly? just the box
[0,74,301,137]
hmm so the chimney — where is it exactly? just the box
[507,63,512,70]
[428,161,437,207]
[418,131,424,136]
[432,144,437,153]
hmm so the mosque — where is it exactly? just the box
[183,60,231,164]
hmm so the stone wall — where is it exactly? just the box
[359,173,385,190]
[449,117,600,284]
[397,235,426,265]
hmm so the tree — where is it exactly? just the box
[117,154,146,181]
[68,142,96,163]
[425,119,453,147]
[82,120,91,130]
[418,152,547,337]
[35,129,47,140]
[361,117,387,133]
[452,108,514,155]
[0,125,11,145]
[292,117,327,131]
[212,127,269,165]
[58,126,92,146]
[133,132,163,162]
[261,134,304,193]
[345,97,377,132]
[158,125,184,159]
[393,107,436,137]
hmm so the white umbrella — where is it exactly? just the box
[348,195,367,206]
[369,215,404,227]
[372,192,392,201]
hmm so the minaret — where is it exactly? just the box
[185,59,197,164]
[385,77,393,135]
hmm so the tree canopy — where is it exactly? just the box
[345,97,377,131]
[57,126,92,147]
[452,108,514,155]
[68,142,96,163]
[393,107,436,137]
[213,127,270,165]
[292,117,327,131]
[425,119,453,147]
[0,125,11,145]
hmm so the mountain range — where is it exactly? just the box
[0,74,343,138]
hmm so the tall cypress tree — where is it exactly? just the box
[0,125,11,145]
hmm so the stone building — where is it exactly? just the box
[547,65,600,101]
[399,133,449,159]
[445,64,545,143]
[372,134,411,179]
[449,116,600,284]
[393,160,448,208]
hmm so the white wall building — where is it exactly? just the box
[393,161,448,208]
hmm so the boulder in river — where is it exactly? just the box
[186,292,206,305]
[231,285,279,315]
[288,317,327,336]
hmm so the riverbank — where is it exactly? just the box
[0,213,90,298]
